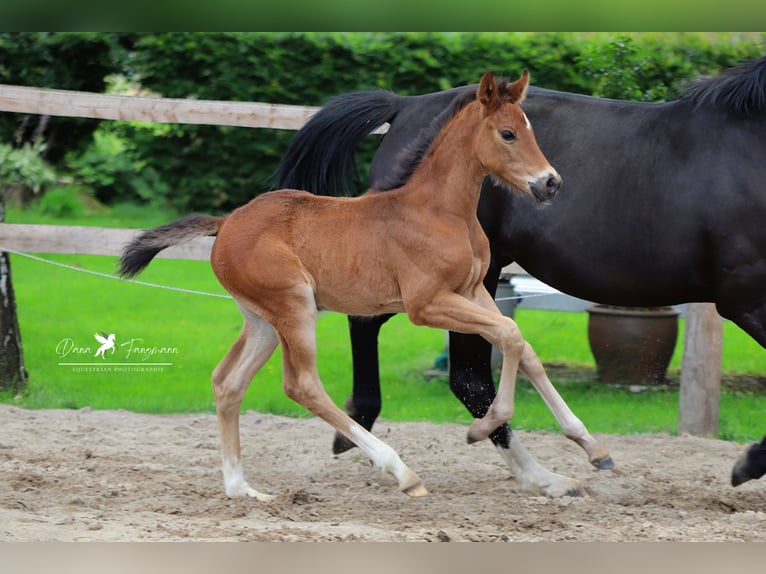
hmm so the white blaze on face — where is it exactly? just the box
[523,112,532,131]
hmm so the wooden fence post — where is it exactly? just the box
[678,303,722,437]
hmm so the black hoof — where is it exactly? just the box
[731,459,752,487]
[730,440,766,486]
[466,430,480,444]
[333,432,357,455]
[592,455,615,470]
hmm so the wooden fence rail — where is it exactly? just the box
[0,84,724,437]
[0,84,388,133]
[0,222,213,260]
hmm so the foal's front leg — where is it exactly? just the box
[448,289,613,469]
[461,303,613,472]
[518,343,613,469]
[213,309,279,500]
[408,286,605,465]
[405,289,526,442]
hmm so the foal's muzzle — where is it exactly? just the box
[530,171,562,203]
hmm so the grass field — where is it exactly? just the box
[3,203,765,442]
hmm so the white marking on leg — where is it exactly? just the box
[221,456,273,501]
[349,424,405,479]
[496,434,584,498]
[349,424,426,496]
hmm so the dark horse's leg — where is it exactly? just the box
[732,436,766,486]
[333,313,395,454]
[722,302,766,485]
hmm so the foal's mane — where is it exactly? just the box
[374,77,513,191]
[682,55,766,116]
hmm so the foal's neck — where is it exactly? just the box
[403,104,487,218]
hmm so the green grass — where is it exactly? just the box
[6,248,449,419]
[3,202,765,443]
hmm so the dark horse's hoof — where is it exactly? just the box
[333,432,357,455]
[732,459,752,487]
[731,439,766,487]
[591,455,615,470]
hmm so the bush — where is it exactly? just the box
[36,186,85,218]
[64,130,169,207]
[0,141,57,205]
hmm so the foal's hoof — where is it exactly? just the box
[591,454,615,470]
[333,431,357,455]
[402,481,429,498]
[226,485,274,502]
[466,426,489,444]
[541,479,586,498]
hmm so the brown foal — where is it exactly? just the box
[120,70,610,499]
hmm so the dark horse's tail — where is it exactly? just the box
[276,89,401,196]
[118,214,223,278]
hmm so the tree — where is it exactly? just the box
[0,203,26,392]
[0,142,56,391]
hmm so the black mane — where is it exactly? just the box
[373,77,513,191]
[682,55,766,116]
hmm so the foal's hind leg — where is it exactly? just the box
[213,307,279,500]
[276,291,426,496]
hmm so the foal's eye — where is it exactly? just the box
[500,129,516,142]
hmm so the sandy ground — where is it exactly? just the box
[1,403,764,542]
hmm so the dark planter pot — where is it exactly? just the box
[587,305,680,384]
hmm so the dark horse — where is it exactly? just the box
[278,56,766,492]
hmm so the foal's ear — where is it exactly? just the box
[478,71,500,112]
[507,69,530,104]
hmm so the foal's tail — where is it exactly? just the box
[275,89,401,197]
[118,214,223,278]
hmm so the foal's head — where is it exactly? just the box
[474,70,561,202]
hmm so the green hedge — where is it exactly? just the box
[2,33,764,212]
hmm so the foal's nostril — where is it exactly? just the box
[530,172,561,202]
